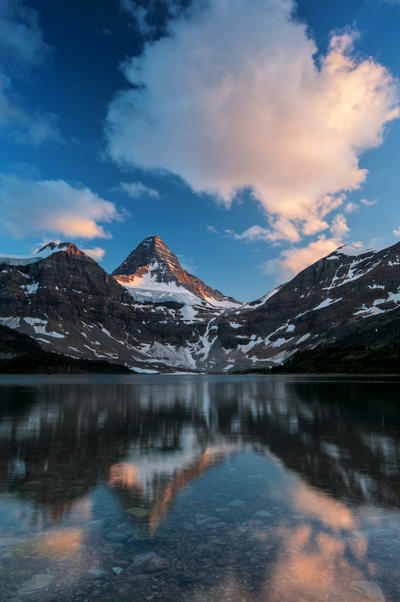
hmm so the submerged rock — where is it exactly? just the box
[229,499,245,508]
[177,570,203,584]
[112,566,123,574]
[255,510,273,519]
[126,507,150,519]
[106,531,130,543]
[0,536,26,549]
[87,568,107,579]
[18,573,54,596]
[351,580,385,601]
[144,555,170,572]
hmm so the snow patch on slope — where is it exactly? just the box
[0,243,67,266]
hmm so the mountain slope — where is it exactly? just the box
[0,242,207,372]
[113,235,241,319]
[201,243,400,371]
[2,238,400,373]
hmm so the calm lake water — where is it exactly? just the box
[0,374,399,601]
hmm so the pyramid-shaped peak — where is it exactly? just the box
[140,234,169,250]
[112,235,241,306]
[113,235,181,276]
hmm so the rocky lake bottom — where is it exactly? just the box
[0,374,399,601]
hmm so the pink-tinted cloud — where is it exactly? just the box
[344,202,359,213]
[360,198,378,206]
[106,0,399,243]
[330,213,350,238]
[0,174,123,239]
[263,236,342,280]
[81,247,106,261]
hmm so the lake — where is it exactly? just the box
[0,374,399,601]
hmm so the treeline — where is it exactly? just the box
[0,351,132,374]
[0,325,131,374]
[270,345,400,374]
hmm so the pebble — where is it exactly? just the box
[87,568,107,579]
[17,574,55,596]
[133,552,155,566]
[112,566,123,574]
[177,570,203,584]
[211,521,228,530]
[182,522,194,529]
[126,507,150,519]
[255,510,273,519]
[105,531,130,543]
[229,499,245,508]
[144,555,170,572]
[85,519,104,531]
[351,580,386,601]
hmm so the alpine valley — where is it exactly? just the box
[1,234,400,373]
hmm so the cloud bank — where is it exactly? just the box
[0,174,123,239]
[106,0,399,245]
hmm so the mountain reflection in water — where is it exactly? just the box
[0,375,399,601]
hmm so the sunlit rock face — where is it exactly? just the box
[113,234,241,313]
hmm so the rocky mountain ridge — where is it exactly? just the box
[1,237,400,372]
[201,243,400,371]
[113,235,242,320]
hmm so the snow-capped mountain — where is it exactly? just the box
[201,242,400,371]
[1,237,400,372]
[113,235,241,321]
[0,241,208,372]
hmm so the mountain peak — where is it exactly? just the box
[38,241,70,254]
[37,241,88,259]
[112,235,241,307]
[113,235,181,276]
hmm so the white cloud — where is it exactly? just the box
[106,0,399,244]
[0,174,124,239]
[118,180,160,199]
[0,1,60,146]
[81,247,106,261]
[177,253,197,273]
[120,0,184,36]
[330,213,350,238]
[263,236,342,281]
[206,224,218,233]
[120,0,151,36]
[226,225,273,243]
[393,227,400,236]
[344,202,359,213]
[0,77,60,145]
[0,0,48,65]
[360,198,378,206]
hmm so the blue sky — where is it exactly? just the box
[1,0,400,301]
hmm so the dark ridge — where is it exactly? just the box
[0,325,131,374]
[270,345,400,374]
